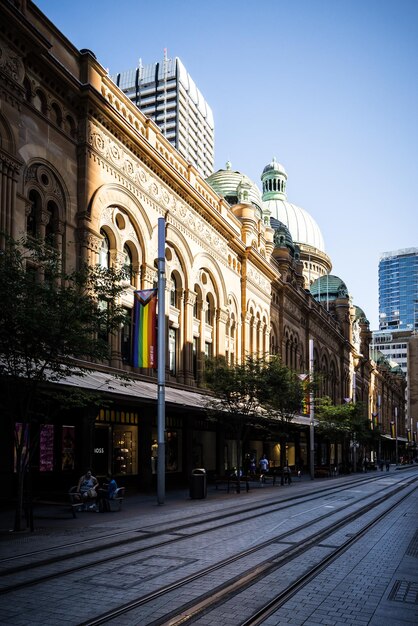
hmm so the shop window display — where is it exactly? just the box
[113,425,137,475]
[62,425,75,471]
[151,429,182,473]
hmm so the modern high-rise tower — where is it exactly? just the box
[378,248,418,332]
[111,53,215,178]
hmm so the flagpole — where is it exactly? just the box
[157,218,166,505]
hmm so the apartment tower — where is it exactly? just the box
[112,53,214,178]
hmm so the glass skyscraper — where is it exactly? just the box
[378,248,418,331]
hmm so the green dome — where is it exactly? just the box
[270,217,295,254]
[261,157,325,252]
[310,274,349,302]
[354,305,368,323]
[206,162,262,215]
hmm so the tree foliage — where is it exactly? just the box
[204,355,306,476]
[0,236,128,530]
[257,355,306,427]
[315,396,372,444]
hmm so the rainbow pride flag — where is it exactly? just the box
[133,289,157,368]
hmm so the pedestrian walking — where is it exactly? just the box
[259,454,269,483]
[283,462,292,485]
[385,459,390,471]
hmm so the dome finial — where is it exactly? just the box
[226,160,232,170]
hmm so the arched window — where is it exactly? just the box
[45,201,58,248]
[170,274,177,307]
[169,327,177,375]
[123,244,133,284]
[99,229,110,268]
[27,190,40,237]
[121,307,131,363]
[24,164,65,252]
[205,295,212,325]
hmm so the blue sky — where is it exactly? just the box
[34,0,418,329]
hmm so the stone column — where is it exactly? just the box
[78,230,102,266]
[216,308,229,358]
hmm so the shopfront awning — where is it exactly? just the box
[58,369,316,425]
[380,434,408,442]
[60,369,209,410]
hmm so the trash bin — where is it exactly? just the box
[190,468,207,499]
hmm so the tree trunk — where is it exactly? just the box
[14,467,25,532]
[236,435,241,494]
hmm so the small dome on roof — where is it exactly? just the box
[354,305,369,323]
[310,274,349,302]
[206,163,262,215]
[261,158,325,252]
[262,156,287,176]
[270,217,295,254]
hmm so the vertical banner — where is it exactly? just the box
[390,421,395,438]
[39,424,54,472]
[133,289,158,368]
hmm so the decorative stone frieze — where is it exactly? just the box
[86,120,229,262]
[246,263,271,294]
[0,39,25,86]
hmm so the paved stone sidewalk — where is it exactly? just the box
[261,486,418,626]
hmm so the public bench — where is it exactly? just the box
[214,472,281,492]
[314,467,331,478]
[258,473,277,486]
[68,485,125,516]
[68,486,96,517]
[103,487,125,512]
[214,475,250,493]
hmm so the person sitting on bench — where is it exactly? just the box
[76,469,99,510]
[98,474,118,511]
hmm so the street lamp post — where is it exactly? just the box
[157,218,166,505]
[309,339,315,480]
[395,406,398,466]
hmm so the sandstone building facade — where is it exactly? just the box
[0,0,407,493]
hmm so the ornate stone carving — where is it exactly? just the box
[24,163,64,205]
[87,120,229,261]
[218,309,229,324]
[0,40,25,85]
[185,291,197,307]
[81,231,102,253]
[246,264,270,294]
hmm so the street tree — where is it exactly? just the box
[315,396,373,470]
[0,237,128,531]
[204,355,306,487]
[204,355,266,490]
[257,356,306,472]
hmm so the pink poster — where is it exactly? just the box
[40,424,54,472]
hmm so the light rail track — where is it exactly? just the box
[73,474,417,626]
[0,473,407,595]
